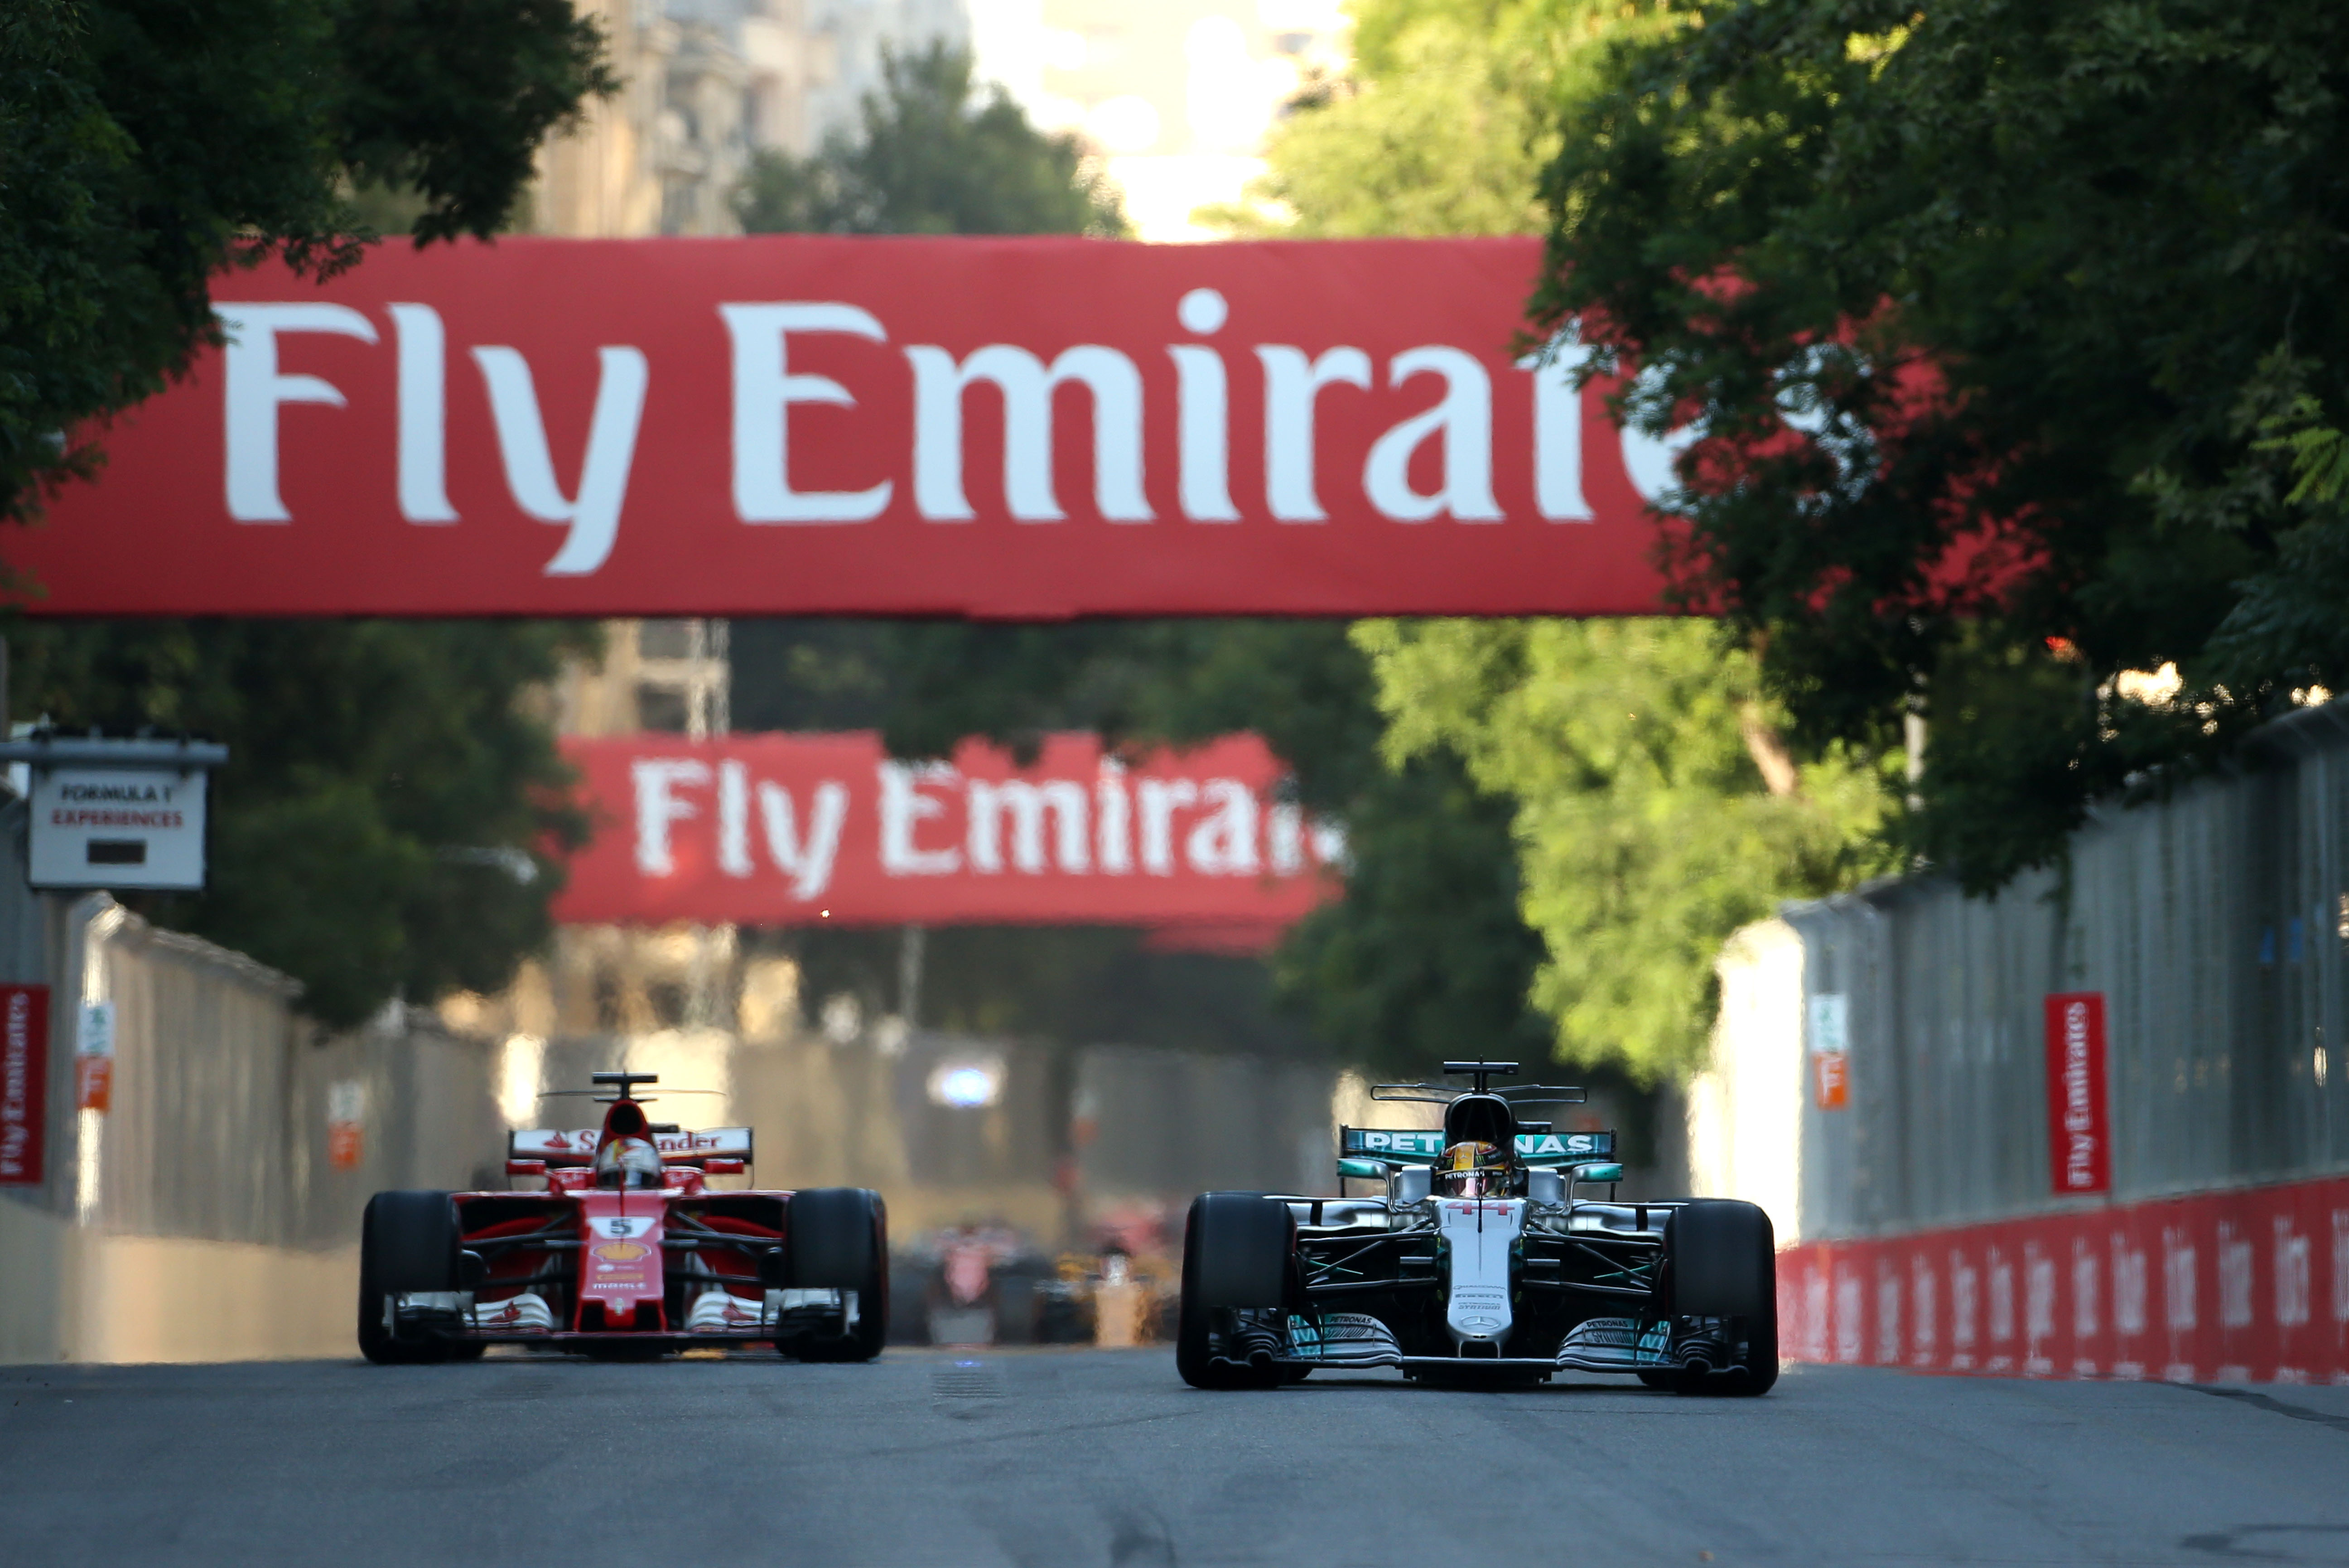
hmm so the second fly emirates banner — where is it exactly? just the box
[554,733,1341,942]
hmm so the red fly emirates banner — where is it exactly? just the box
[19,237,1677,618]
[2045,992,2112,1196]
[552,732,1341,940]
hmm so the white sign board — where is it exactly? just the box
[76,1001,116,1060]
[29,767,208,890]
[1809,993,1849,1055]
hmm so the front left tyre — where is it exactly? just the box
[1660,1198,1779,1396]
[358,1191,461,1365]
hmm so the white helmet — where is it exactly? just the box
[594,1136,666,1189]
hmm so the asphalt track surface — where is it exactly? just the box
[5,1351,2348,1567]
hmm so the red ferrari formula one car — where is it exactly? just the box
[358,1072,887,1363]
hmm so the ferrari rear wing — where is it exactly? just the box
[1338,1127,1614,1165]
[508,1126,754,1164]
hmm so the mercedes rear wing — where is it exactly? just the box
[1338,1127,1614,1166]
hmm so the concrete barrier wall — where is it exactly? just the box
[1696,704,2349,1377]
[1702,702,2349,1251]
[0,888,500,1365]
[1777,1174,2349,1385]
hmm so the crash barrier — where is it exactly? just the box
[1776,1173,2349,1384]
[0,887,501,1363]
[1702,700,2349,1252]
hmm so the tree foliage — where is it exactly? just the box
[3,0,614,1025]
[1210,0,1673,238]
[10,620,597,1027]
[733,43,1126,238]
[1536,0,2349,889]
[1358,618,1890,1080]
[1203,0,1879,1080]
[1,0,614,524]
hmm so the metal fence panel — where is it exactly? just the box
[1776,704,2349,1239]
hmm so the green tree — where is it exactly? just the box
[1358,618,1891,1080]
[733,43,1125,237]
[1535,0,2349,890]
[3,0,615,1026]
[1,0,614,524]
[10,620,597,1026]
[1203,0,1882,1081]
[1208,0,1673,238]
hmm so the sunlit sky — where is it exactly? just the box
[966,0,1352,240]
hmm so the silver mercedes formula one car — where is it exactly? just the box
[1176,1061,1777,1394]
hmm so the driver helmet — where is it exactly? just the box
[1435,1140,1513,1198]
[594,1135,666,1189]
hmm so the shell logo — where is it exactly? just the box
[594,1241,651,1263]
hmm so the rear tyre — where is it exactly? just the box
[787,1187,889,1362]
[358,1192,461,1365]
[1662,1199,1779,1397]
[1176,1192,1293,1391]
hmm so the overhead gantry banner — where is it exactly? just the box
[553,732,1337,941]
[21,236,1676,618]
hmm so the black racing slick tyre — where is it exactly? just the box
[1662,1199,1779,1397]
[358,1191,461,1365]
[787,1187,889,1362]
[1176,1192,1293,1391]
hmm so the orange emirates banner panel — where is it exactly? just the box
[551,732,1341,934]
[17,236,1676,618]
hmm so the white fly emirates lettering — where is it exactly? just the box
[555,732,1342,938]
[2063,1002,2096,1186]
[2044,992,2109,1196]
[21,238,1681,619]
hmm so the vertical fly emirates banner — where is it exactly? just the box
[554,733,1341,940]
[21,237,1677,618]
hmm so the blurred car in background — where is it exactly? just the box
[885,1217,1178,1347]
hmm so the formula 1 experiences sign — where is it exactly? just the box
[19,236,1679,619]
[552,732,1341,937]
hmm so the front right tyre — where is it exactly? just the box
[785,1187,889,1362]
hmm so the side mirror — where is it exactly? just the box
[703,1158,745,1176]
[505,1158,546,1178]
[1389,1166,1432,1205]
[1336,1157,1389,1179]
[458,1250,489,1288]
[1573,1162,1624,1185]
[1525,1168,1564,1205]
[758,1246,790,1288]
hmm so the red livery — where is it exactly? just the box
[358,1072,886,1362]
